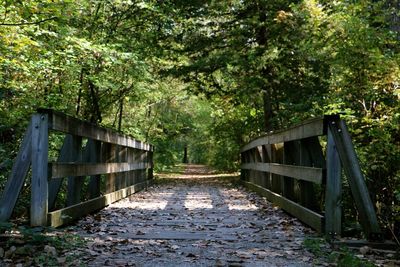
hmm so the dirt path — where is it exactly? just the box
[65,165,322,266]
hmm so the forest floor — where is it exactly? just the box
[1,164,395,266]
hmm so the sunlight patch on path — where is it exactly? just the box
[219,188,258,211]
[184,192,213,210]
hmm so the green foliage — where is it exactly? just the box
[1,225,87,266]
[303,238,375,266]
[0,0,399,240]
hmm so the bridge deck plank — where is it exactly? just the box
[65,168,320,266]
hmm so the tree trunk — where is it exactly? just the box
[76,68,84,116]
[262,88,273,132]
[118,97,123,131]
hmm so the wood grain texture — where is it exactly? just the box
[241,163,323,184]
[325,127,342,236]
[242,181,324,232]
[0,122,32,222]
[30,114,49,226]
[48,180,153,227]
[328,119,381,239]
[241,117,325,153]
[40,109,153,151]
[51,162,150,178]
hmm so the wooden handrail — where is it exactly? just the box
[240,115,382,241]
[0,109,154,227]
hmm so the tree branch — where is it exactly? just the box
[0,17,58,26]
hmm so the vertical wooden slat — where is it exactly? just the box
[257,146,268,188]
[328,119,381,239]
[127,148,134,186]
[88,140,101,199]
[325,127,342,236]
[105,143,117,193]
[248,149,256,184]
[254,146,263,186]
[66,136,83,206]
[283,141,295,201]
[271,144,283,194]
[299,139,318,210]
[48,135,74,210]
[115,145,121,190]
[31,113,49,226]
[132,149,139,185]
[140,149,147,183]
[264,144,272,189]
[147,150,153,181]
[0,122,32,222]
[302,137,325,169]
[121,146,128,189]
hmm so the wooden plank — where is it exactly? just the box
[302,136,325,168]
[241,163,323,184]
[48,180,153,227]
[104,143,116,193]
[263,145,272,189]
[48,135,78,210]
[0,122,32,222]
[282,141,296,200]
[257,146,268,189]
[299,139,318,211]
[39,109,153,152]
[126,147,134,186]
[242,181,324,232]
[139,150,147,183]
[147,151,154,181]
[30,113,49,226]
[66,136,83,207]
[328,119,381,240]
[120,146,128,189]
[88,140,101,199]
[240,152,248,181]
[50,162,150,178]
[271,143,284,194]
[325,128,342,236]
[241,117,325,153]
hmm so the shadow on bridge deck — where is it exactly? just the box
[67,164,320,266]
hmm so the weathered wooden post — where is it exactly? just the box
[30,113,49,226]
[325,123,342,237]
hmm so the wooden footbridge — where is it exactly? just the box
[0,109,382,242]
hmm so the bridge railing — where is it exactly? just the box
[240,115,382,240]
[0,109,153,227]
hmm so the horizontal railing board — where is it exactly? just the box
[47,180,153,227]
[50,162,150,178]
[38,109,153,152]
[242,181,323,232]
[241,163,323,184]
[241,117,331,153]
